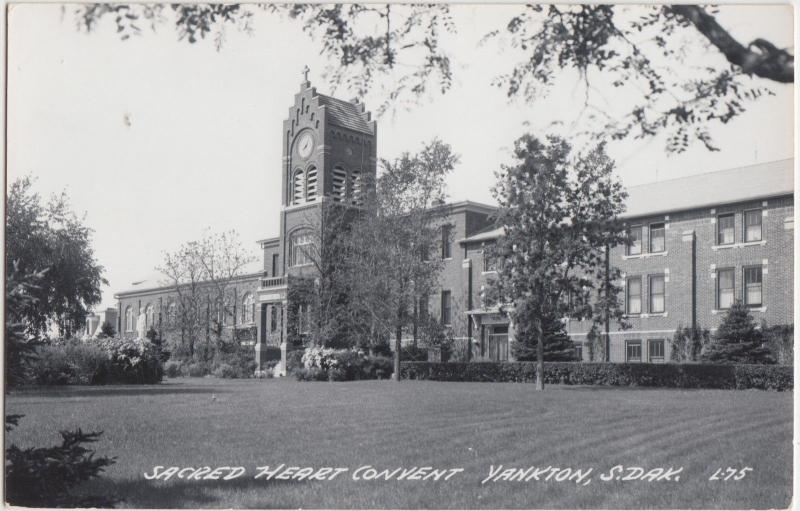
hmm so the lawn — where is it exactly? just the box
[5,378,792,509]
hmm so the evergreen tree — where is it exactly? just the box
[701,301,775,364]
[512,314,577,361]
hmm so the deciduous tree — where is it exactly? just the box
[489,135,626,390]
[6,177,106,337]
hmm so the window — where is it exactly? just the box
[144,303,155,328]
[241,293,255,324]
[717,268,735,309]
[744,209,762,242]
[648,339,665,363]
[626,226,642,255]
[575,344,583,361]
[744,266,763,307]
[332,166,346,202]
[270,305,278,332]
[290,231,314,266]
[717,213,735,245]
[418,294,429,320]
[441,290,452,326]
[297,304,311,334]
[649,274,665,314]
[271,254,279,276]
[306,166,318,201]
[483,248,497,272]
[626,277,642,315]
[292,169,305,204]
[125,306,134,332]
[626,340,642,362]
[441,224,452,259]
[649,223,665,253]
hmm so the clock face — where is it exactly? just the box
[297,132,314,159]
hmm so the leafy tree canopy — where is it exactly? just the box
[74,4,793,153]
[489,134,626,388]
[6,177,106,337]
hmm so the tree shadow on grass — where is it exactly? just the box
[77,474,303,509]
[8,384,230,399]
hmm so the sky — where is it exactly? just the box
[6,3,794,310]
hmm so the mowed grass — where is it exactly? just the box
[5,378,792,509]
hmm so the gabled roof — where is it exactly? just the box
[622,158,793,218]
[318,94,374,134]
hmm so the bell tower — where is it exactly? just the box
[280,67,377,210]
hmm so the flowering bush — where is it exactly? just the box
[294,348,392,381]
[95,337,162,384]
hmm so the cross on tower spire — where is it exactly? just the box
[302,65,310,83]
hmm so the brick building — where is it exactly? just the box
[114,80,794,371]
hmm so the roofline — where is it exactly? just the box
[625,158,792,192]
[457,189,794,241]
[113,270,265,299]
[257,236,280,247]
[620,190,793,220]
[428,200,498,216]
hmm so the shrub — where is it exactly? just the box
[212,345,257,378]
[361,355,392,379]
[212,363,239,379]
[31,341,109,385]
[185,362,210,377]
[764,324,793,365]
[400,361,793,391]
[292,366,327,381]
[5,415,116,507]
[400,345,428,361]
[96,337,163,384]
[163,360,183,378]
[286,349,304,371]
[671,325,710,362]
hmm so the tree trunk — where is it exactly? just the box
[393,323,402,381]
[535,317,544,391]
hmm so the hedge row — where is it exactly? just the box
[400,362,793,391]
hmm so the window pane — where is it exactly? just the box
[649,275,665,314]
[718,214,734,244]
[745,267,762,306]
[648,339,665,362]
[626,341,642,362]
[627,227,642,255]
[649,223,665,252]
[745,210,762,242]
[441,225,452,259]
[627,278,641,314]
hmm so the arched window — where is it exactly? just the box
[125,306,134,332]
[306,166,318,201]
[292,169,305,204]
[289,230,314,267]
[349,169,362,205]
[332,166,346,202]
[241,293,255,324]
[144,303,155,329]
